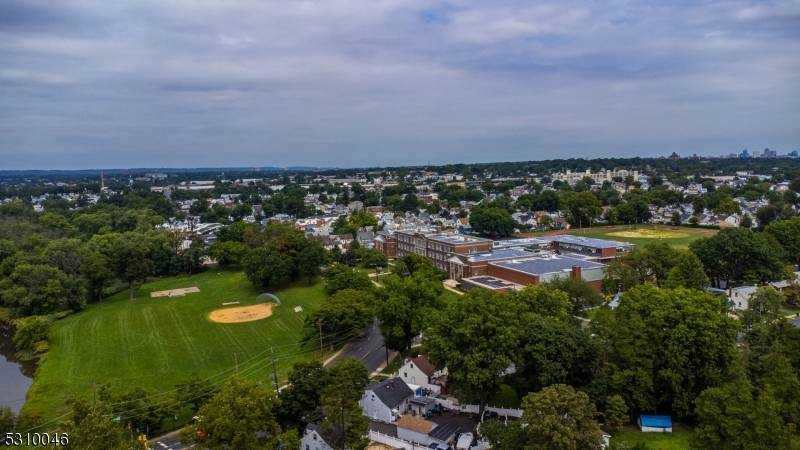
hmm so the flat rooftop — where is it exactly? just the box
[463,276,524,290]
[493,237,551,247]
[546,234,634,249]
[395,228,492,244]
[461,249,534,262]
[491,255,606,276]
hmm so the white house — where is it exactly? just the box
[361,378,414,423]
[730,286,758,311]
[398,355,446,394]
[301,424,334,450]
[395,416,461,448]
[395,416,436,445]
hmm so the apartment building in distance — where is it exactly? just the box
[551,169,639,186]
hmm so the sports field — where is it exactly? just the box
[23,268,328,424]
[560,225,717,248]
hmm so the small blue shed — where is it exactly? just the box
[638,415,673,433]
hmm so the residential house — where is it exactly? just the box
[301,424,334,450]
[398,354,447,395]
[730,286,757,311]
[395,416,436,445]
[361,378,414,423]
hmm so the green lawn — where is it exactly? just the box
[381,353,402,376]
[488,383,522,409]
[24,268,328,425]
[561,226,716,249]
[609,425,693,450]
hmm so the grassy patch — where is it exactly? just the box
[564,226,714,248]
[609,424,693,450]
[24,268,329,424]
[488,384,522,409]
[381,353,403,376]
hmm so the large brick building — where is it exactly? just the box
[375,227,634,292]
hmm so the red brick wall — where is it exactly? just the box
[486,265,540,286]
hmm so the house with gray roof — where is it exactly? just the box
[301,423,335,450]
[360,378,414,423]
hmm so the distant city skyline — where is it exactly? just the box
[1,0,798,170]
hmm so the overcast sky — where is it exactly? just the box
[1,0,799,170]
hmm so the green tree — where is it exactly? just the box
[323,264,374,295]
[562,191,603,228]
[690,228,784,287]
[13,315,50,353]
[176,374,215,414]
[662,251,709,290]
[426,289,522,414]
[358,248,388,269]
[376,272,444,352]
[543,276,604,314]
[180,377,283,450]
[693,367,796,450]
[469,206,517,237]
[513,285,573,323]
[297,239,329,284]
[765,216,800,264]
[320,358,370,450]
[390,254,444,279]
[604,395,628,431]
[601,285,740,417]
[208,241,247,266]
[242,246,293,288]
[0,406,15,435]
[278,361,332,429]
[100,384,178,433]
[304,289,374,346]
[109,232,156,299]
[479,419,527,450]
[81,251,115,302]
[59,395,142,450]
[180,237,207,275]
[511,320,594,394]
[0,264,86,316]
[522,384,604,450]
[742,286,785,327]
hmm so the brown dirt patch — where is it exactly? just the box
[151,287,200,297]
[208,303,274,323]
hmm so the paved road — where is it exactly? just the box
[153,432,185,450]
[790,318,800,329]
[328,319,388,373]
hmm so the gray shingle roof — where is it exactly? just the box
[370,378,414,409]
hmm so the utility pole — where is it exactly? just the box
[317,319,324,356]
[270,347,280,394]
[234,352,239,376]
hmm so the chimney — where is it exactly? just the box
[436,225,442,234]
[571,265,582,279]
[390,380,394,389]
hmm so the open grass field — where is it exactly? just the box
[609,424,694,450]
[24,268,329,424]
[560,225,717,249]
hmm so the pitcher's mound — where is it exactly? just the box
[208,303,274,323]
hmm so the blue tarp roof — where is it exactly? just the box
[640,415,672,428]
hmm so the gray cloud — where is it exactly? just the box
[0,0,798,169]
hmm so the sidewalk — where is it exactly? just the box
[442,280,464,296]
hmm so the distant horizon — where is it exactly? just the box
[1,151,798,175]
